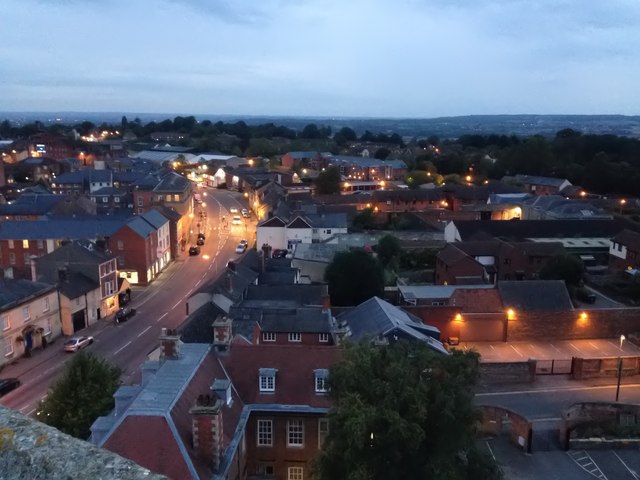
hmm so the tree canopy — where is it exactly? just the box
[313,342,500,480]
[375,234,401,268]
[325,249,384,306]
[37,351,121,439]
[539,254,585,287]
[314,166,341,195]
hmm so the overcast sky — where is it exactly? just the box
[1,0,639,117]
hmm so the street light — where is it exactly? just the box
[616,334,626,402]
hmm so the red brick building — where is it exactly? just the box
[609,229,640,273]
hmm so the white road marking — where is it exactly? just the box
[114,341,132,355]
[489,345,495,350]
[137,326,151,338]
[485,441,496,461]
[509,344,523,357]
[550,344,562,354]
[613,451,640,479]
[27,408,36,416]
[172,301,181,309]
[157,312,168,323]
[569,342,582,353]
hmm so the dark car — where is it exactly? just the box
[196,237,205,246]
[189,246,200,256]
[115,307,136,323]
[272,249,288,258]
[0,378,20,397]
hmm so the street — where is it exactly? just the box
[0,187,254,417]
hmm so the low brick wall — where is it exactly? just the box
[569,438,640,449]
[479,359,536,385]
[478,405,533,453]
[572,356,640,380]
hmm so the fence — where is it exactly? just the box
[535,358,573,375]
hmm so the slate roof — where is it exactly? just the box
[154,171,190,193]
[398,284,495,301]
[437,243,478,265]
[285,151,319,159]
[337,297,447,353]
[306,212,348,229]
[450,220,631,241]
[612,230,640,251]
[259,308,332,333]
[90,187,126,196]
[0,278,56,311]
[89,170,113,183]
[498,280,573,312]
[126,216,155,238]
[0,194,65,215]
[515,174,570,188]
[141,209,168,229]
[286,217,312,229]
[52,171,85,185]
[57,272,99,299]
[35,241,112,287]
[258,216,286,228]
[0,217,127,240]
[180,302,226,344]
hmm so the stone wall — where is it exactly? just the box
[0,406,166,480]
[478,359,536,385]
[507,308,640,342]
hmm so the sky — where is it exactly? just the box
[1,0,639,118]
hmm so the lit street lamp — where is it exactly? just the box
[616,334,626,402]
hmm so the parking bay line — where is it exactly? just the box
[157,313,168,323]
[509,344,524,357]
[137,326,151,338]
[114,341,132,355]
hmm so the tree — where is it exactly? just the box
[376,234,401,268]
[352,208,376,231]
[325,249,384,306]
[540,254,584,287]
[313,342,501,480]
[314,166,341,195]
[37,351,121,439]
[374,147,391,160]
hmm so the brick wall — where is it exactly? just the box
[478,360,536,386]
[572,356,640,380]
[478,405,533,453]
[507,308,640,341]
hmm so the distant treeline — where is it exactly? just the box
[2,117,639,195]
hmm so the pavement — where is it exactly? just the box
[460,338,640,363]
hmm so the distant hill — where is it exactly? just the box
[2,112,640,138]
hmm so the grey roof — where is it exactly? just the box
[52,171,85,185]
[89,170,113,183]
[306,212,348,229]
[399,284,495,301]
[0,217,127,240]
[0,194,65,216]
[337,297,446,353]
[35,241,112,286]
[498,280,573,312]
[286,151,319,159]
[259,308,332,333]
[126,216,155,238]
[515,175,570,188]
[57,271,99,299]
[327,155,407,169]
[141,209,168,229]
[90,187,126,196]
[153,171,190,193]
[180,302,226,344]
[0,278,56,311]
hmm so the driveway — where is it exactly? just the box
[461,339,640,362]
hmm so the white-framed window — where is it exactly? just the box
[43,297,50,312]
[1,315,9,331]
[288,332,301,343]
[319,333,329,343]
[114,196,120,203]
[288,466,304,480]
[22,306,30,322]
[102,197,108,203]
[8,240,14,249]
[318,419,329,448]
[44,318,52,335]
[105,280,115,296]
[4,338,13,357]
[257,419,273,446]
[262,332,276,342]
[287,420,304,447]
[22,239,29,248]
[137,197,144,206]
[259,371,276,393]
[315,369,329,393]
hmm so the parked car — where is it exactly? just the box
[272,249,288,258]
[0,378,21,397]
[115,307,136,323]
[196,236,205,246]
[241,208,250,218]
[64,336,94,352]
[189,245,201,256]
[232,215,242,225]
[197,232,206,241]
[229,207,239,214]
[239,239,248,246]
[236,243,248,254]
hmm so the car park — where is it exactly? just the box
[115,307,136,324]
[236,243,248,254]
[64,336,94,352]
[232,215,242,225]
[0,378,21,397]
[189,246,200,256]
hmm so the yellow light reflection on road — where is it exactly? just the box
[202,254,210,260]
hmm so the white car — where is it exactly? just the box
[232,215,242,225]
[64,336,94,352]
[229,207,239,214]
[236,243,248,254]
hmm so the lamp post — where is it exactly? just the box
[616,334,626,402]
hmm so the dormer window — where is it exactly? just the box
[288,333,301,343]
[314,369,329,394]
[259,368,277,393]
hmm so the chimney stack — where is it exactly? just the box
[159,328,182,360]
[261,243,272,273]
[212,316,232,352]
[190,394,224,471]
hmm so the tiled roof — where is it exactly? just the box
[498,280,573,312]
[0,278,56,311]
